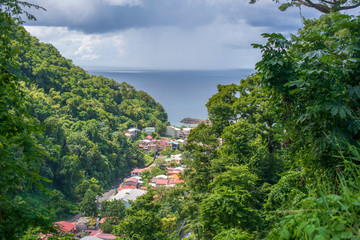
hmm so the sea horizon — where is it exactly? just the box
[85,67,255,127]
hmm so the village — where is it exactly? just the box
[50,124,195,240]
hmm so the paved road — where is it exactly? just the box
[98,188,116,203]
[65,212,82,223]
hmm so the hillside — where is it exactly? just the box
[11,25,168,214]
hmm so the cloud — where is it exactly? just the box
[27,0,319,34]
[103,0,143,7]
[25,15,268,69]
[23,0,321,69]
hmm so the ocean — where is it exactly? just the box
[86,68,255,126]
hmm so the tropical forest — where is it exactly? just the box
[1,0,360,239]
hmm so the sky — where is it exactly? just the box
[23,0,322,70]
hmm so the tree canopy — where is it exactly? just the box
[249,0,360,13]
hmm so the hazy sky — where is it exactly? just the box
[24,0,321,70]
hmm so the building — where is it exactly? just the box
[168,178,185,187]
[124,177,139,187]
[75,217,99,231]
[109,188,147,208]
[155,179,169,187]
[54,221,75,233]
[131,168,146,177]
[165,126,180,137]
[124,128,139,139]
[180,127,192,138]
[143,127,155,135]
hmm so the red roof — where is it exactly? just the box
[131,168,146,173]
[125,178,138,183]
[169,179,184,184]
[118,185,137,191]
[156,179,169,185]
[139,145,145,148]
[88,229,117,239]
[145,135,153,140]
[54,221,75,232]
[97,233,117,239]
[158,140,167,146]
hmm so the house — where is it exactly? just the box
[109,189,147,208]
[157,140,167,150]
[54,221,75,233]
[168,178,185,187]
[81,229,117,239]
[131,168,146,177]
[124,128,139,139]
[166,141,179,150]
[143,127,155,135]
[151,174,168,183]
[124,177,139,187]
[148,143,158,152]
[180,127,192,138]
[167,169,183,179]
[145,135,153,140]
[165,154,182,165]
[155,179,169,187]
[172,142,179,150]
[165,126,180,137]
[139,139,151,146]
[75,217,99,231]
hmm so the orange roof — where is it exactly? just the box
[145,135,153,140]
[125,177,138,182]
[131,168,146,173]
[54,221,75,232]
[169,179,184,184]
[167,170,182,175]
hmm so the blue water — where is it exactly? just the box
[86,68,254,126]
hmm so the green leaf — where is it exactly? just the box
[305,224,316,236]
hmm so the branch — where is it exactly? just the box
[340,2,360,10]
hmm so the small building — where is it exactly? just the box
[131,169,146,177]
[124,177,139,187]
[109,189,147,208]
[124,128,139,139]
[143,127,155,135]
[75,217,99,231]
[165,126,180,137]
[145,135,153,140]
[155,179,169,187]
[54,221,75,233]
[148,144,158,152]
[168,178,185,187]
[172,142,180,150]
[166,141,179,150]
[180,127,192,138]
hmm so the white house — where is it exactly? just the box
[109,189,147,208]
[165,126,180,137]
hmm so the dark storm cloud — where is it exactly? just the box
[26,0,217,33]
[25,0,321,34]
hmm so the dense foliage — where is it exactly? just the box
[112,13,360,240]
[1,2,168,237]
[13,25,168,200]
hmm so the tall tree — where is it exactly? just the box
[0,1,53,238]
[249,0,360,13]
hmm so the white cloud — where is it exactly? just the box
[103,0,143,7]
